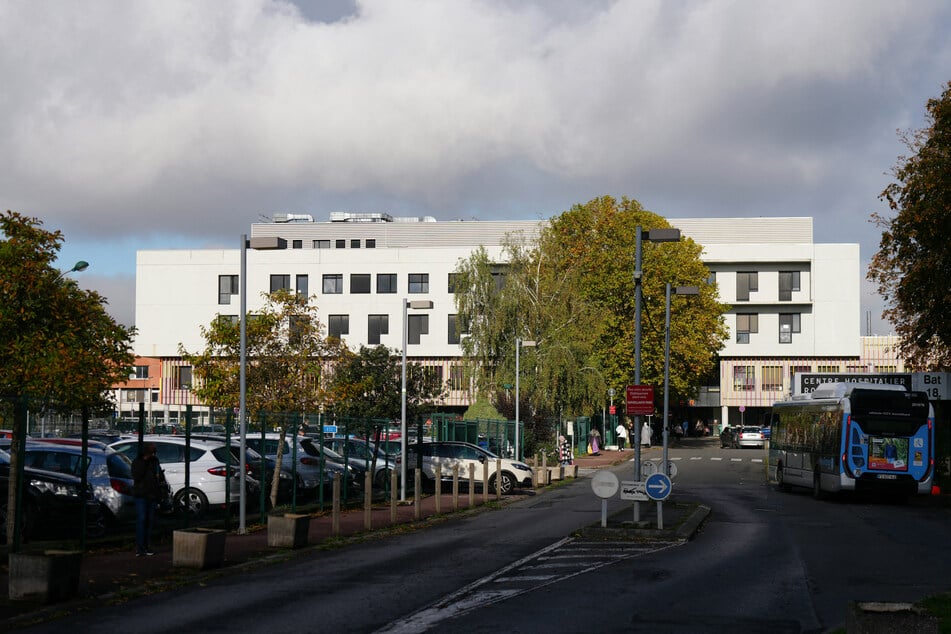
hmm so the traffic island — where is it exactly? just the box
[846,601,939,633]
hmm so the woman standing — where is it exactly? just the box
[132,443,162,557]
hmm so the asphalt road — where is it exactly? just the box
[18,442,951,633]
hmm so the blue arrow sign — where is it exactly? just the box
[645,472,672,501]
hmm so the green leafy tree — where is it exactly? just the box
[454,196,727,448]
[1,211,135,544]
[330,344,447,428]
[869,81,951,369]
[182,290,346,506]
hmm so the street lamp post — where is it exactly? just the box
[238,235,285,534]
[659,283,699,527]
[514,338,535,462]
[633,227,680,522]
[401,299,433,502]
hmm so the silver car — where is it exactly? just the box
[23,439,136,524]
[736,426,766,449]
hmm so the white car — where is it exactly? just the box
[111,436,242,516]
[736,426,766,449]
[398,441,534,494]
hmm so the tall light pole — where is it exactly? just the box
[401,299,433,501]
[514,338,535,462]
[238,235,285,534]
[633,227,680,522]
[54,260,89,283]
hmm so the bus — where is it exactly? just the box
[768,382,934,500]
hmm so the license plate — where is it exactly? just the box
[877,474,897,480]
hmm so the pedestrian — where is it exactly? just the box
[589,427,601,455]
[681,420,689,437]
[559,435,573,466]
[615,420,628,450]
[641,422,652,448]
[132,443,163,557]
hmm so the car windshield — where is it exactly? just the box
[742,427,760,433]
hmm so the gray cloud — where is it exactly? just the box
[1,0,949,335]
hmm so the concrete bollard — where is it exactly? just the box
[496,458,502,501]
[414,470,421,520]
[332,473,341,536]
[434,465,442,514]
[468,463,475,507]
[364,471,373,530]
[390,469,397,523]
[452,465,459,511]
[482,462,489,503]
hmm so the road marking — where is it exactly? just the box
[711,457,723,461]
[374,537,681,634]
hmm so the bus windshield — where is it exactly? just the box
[848,388,930,435]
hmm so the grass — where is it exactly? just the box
[918,592,951,633]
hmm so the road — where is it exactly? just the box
[19,441,951,633]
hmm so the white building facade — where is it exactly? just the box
[133,214,865,426]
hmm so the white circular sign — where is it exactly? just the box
[591,470,620,499]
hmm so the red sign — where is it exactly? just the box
[626,385,654,416]
[609,405,616,415]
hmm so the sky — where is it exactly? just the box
[2,0,949,334]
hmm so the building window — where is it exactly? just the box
[350,274,371,294]
[736,313,758,344]
[335,239,346,248]
[736,272,758,301]
[817,365,840,373]
[733,365,755,391]
[707,271,716,286]
[779,271,801,301]
[296,274,309,298]
[322,274,343,294]
[173,366,193,390]
[779,313,800,343]
[350,239,360,249]
[448,314,461,345]
[133,365,149,379]
[292,239,303,249]
[270,274,290,293]
[366,239,376,248]
[875,365,898,373]
[449,365,466,391]
[218,275,239,305]
[423,365,443,386]
[368,314,389,345]
[408,273,429,294]
[789,365,811,387]
[846,365,867,373]
[491,271,505,290]
[377,273,397,294]
[314,240,330,249]
[408,314,429,344]
[216,314,239,328]
[448,273,460,293]
[288,315,309,344]
[328,315,349,339]
[762,366,783,391]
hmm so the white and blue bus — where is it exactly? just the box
[768,382,934,500]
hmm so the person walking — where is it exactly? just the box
[641,422,652,448]
[559,435,573,466]
[132,443,163,557]
[589,427,601,456]
[615,421,629,450]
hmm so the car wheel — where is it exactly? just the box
[776,463,790,492]
[374,468,392,489]
[175,487,209,517]
[489,472,515,495]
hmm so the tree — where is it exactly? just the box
[869,81,951,369]
[182,290,346,506]
[1,211,135,544]
[454,196,727,447]
[330,344,447,427]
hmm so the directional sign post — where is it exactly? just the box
[645,472,672,530]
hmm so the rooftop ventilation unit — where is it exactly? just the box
[272,213,314,223]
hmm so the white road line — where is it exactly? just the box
[711,457,723,461]
[731,458,742,462]
[751,458,764,463]
[690,456,702,460]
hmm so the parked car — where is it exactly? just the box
[398,441,534,494]
[719,426,739,449]
[244,433,353,495]
[110,436,242,517]
[736,426,766,449]
[190,434,295,502]
[0,448,103,541]
[22,439,138,525]
[323,436,397,488]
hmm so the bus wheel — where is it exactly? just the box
[812,470,824,500]
[776,463,790,492]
